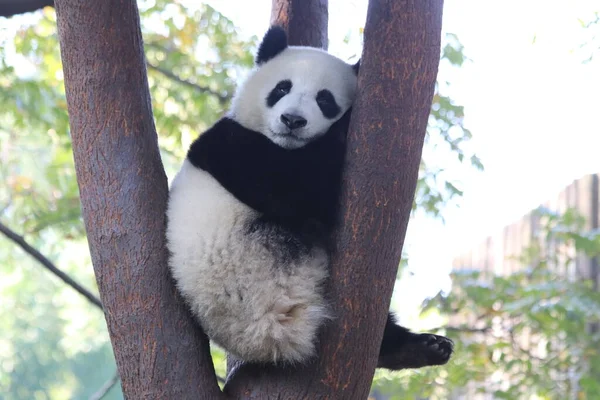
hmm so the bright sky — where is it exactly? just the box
[206,0,600,322]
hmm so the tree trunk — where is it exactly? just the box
[271,0,328,49]
[225,0,444,399]
[54,1,224,399]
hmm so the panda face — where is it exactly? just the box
[230,28,358,149]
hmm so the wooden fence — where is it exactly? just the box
[452,173,599,283]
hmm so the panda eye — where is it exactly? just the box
[316,89,341,119]
[266,80,292,107]
[316,90,334,106]
[316,97,331,106]
[275,80,292,94]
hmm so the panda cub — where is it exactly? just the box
[166,26,453,369]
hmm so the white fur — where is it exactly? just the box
[167,161,330,363]
[230,47,357,149]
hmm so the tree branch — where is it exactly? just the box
[146,61,230,104]
[0,0,53,17]
[88,372,120,400]
[0,220,103,309]
[54,0,224,398]
[439,325,491,334]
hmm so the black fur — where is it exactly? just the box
[352,59,360,75]
[187,111,453,370]
[187,110,350,237]
[266,79,292,107]
[316,89,341,119]
[379,314,454,370]
[246,217,308,260]
[256,26,288,65]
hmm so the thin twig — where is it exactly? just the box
[88,372,120,400]
[146,61,230,104]
[0,220,103,309]
[429,325,491,333]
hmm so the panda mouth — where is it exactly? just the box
[271,130,310,143]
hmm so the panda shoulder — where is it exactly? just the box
[186,117,251,169]
[185,116,280,180]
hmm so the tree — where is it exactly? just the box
[54,0,221,397]
[52,0,443,399]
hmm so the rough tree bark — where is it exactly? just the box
[54,1,224,399]
[225,0,444,399]
[271,0,329,49]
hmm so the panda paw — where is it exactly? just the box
[417,334,454,365]
[378,332,454,371]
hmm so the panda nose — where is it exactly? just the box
[280,113,307,130]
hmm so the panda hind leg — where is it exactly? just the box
[377,313,454,370]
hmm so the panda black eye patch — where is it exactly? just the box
[316,90,341,119]
[266,80,292,107]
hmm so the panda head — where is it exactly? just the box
[230,26,359,150]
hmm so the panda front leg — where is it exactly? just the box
[377,313,453,370]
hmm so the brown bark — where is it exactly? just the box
[225,0,444,399]
[271,0,328,48]
[53,0,224,399]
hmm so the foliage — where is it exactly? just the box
[416,32,483,220]
[579,11,600,62]
[372,208,600,399]
[139,0,255,174]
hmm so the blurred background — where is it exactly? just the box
[0,0,599,399]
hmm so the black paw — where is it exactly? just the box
[416,333,454,366]
[378,331,454,371]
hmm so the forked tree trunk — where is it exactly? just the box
[54,0,443,398]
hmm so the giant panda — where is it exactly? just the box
[166,26,453,370]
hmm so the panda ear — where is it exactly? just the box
[352,59,360,75]
[256,26,288,65]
